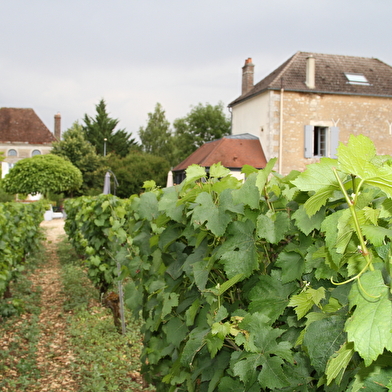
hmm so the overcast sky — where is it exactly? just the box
[1,0,391,142]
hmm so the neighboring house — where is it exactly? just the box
[172,133,267,184]
[229,52,392,174]
[0,108,61,177]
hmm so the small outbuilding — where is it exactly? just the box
[172,133,267,184]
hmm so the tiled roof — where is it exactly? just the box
[173,133,267,171]
[0,107,55,144]
[229,51,392,106]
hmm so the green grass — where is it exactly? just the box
[0,235,154,391]
[0,247,45,391]
[57,237,154,392]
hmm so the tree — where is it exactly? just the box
[173,102,231,164]
[51,121,108,195]
[83,99,138,157]
[2,155,82,197]
[109,152,170,198]
[138,103,175,164]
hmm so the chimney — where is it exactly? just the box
[242,58,254,95]
[306,55,315,89]
[54,112,61,140]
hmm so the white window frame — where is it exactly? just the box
[304,125,340,159]
[31,149,41,156]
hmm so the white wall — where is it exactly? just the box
[231,91,272,159]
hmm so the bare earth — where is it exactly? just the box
[29,218,78,391]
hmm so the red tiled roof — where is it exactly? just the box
[173,134,267,171]
[229,51,392,106]
[0,107,55,144]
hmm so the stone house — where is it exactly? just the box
[0,108,61,177]
[172,133,267,184]
[229,52,392,174]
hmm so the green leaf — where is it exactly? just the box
[292,158,344,216]
[257,356,292,390]
[138,192,159,221]
[218,377,243,392]
[232,352,264,386]
[192,192,231,236]
[158,189,184,222]
[180,327,208,366]
[247,274,297,323]
[255,157,277,192]
[350,354,392,391]
[361,225,392,247]
[336,209,354,254]
[185,164,207,183]
[210,162,231,179]
[275,251,305,284]
[292,205,326,235]
[217,273,244,296]
[292,158,341,192]
[216,220,258,279]
[338,135,392,198]
[303,314,346,375]
[205,333,225,359]
[232,173,260,209]
[288,287,325,319]
[162,292,179,318]
[337,134,377,176]
[346,270,392,366]
[256,211,290,244]
[326,341,355,386]
[163,317,188,348]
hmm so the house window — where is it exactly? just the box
[314,127,327,156]
[32,150,41,156]
[344,73,370,85]
[8,149,17,156]
[304,125,340,159]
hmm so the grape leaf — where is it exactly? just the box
[345,270,392,366]
[138,192,159,221]
[326,341,355,386]
[288,287,325,319]
[162,292,179,318]
[292,205,326,235]
[216,220,258,279]
[275,251,305,284]
[255,157,277,192]
[210,162,231,179]
[192,192,231,236]
[292,158,341,192]
[303,314,346,375]
[247,275,297,323]
[218,377,243,392]
[257,355,292,390]
[163,317,188,348]
[361,225,392,247]
[184,164,207,183]
[232,173,260,209]
[337,134,377,177]
[338,135,392,197]
[256,211,290,244]
[158,189,184,222]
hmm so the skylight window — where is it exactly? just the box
[345,73,370,85]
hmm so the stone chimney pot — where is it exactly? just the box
[54,112,61,140]
[242,58,255,95]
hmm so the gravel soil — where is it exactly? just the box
[29,219,78,391]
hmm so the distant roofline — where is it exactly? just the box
[229,86,392,107]
[229,51,392,107]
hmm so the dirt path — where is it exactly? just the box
[27,218,78,391]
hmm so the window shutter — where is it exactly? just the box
[330,127,340,158]
[304,125,314,158]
